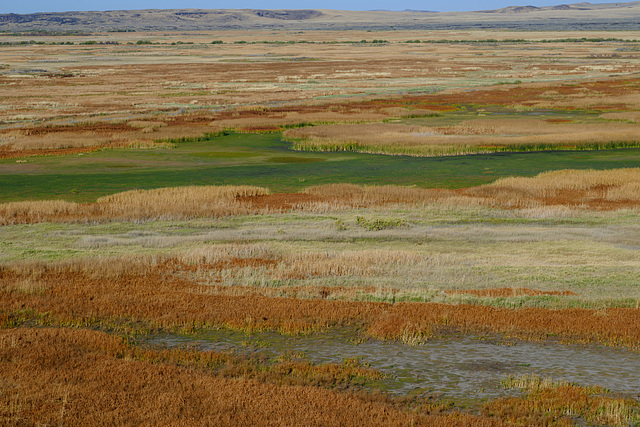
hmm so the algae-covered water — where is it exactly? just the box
[147,328,640,400]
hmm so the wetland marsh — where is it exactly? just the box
[149,327,640,400]
[2,26,640,426]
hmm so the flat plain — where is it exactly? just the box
[1,19,640,426]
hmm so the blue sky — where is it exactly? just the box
[0,0,630,14]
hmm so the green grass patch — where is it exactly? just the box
[267,156,325,164]
[2,132,640,202]
[189,151,262,159]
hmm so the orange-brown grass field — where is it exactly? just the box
[485,374,640,426]
[3,258,640,347]
[3,327,508,426]
[2,29,640,426]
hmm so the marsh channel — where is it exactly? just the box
[146,327,640,401]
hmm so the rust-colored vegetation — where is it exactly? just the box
[2,327,507,426]
[2,260,639,349]
[483,374,640,426]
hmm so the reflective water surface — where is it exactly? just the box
[147,328,640,400]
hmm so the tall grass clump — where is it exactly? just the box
[468,168,640,209]
[0,185,270,225]
[284,120,640,157]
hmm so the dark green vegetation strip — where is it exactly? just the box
[2,132,640,202]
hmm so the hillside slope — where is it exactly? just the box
[1,2,640,31]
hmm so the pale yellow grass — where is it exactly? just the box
[6,133,113,151]
[600,111,640,123]
[209,111,389,132]
[306,170,640,211]
[274,250,422,280]
[284,119,640,157]
[96,185,270,219]
[0,185,269,225]
[179,243,279,265]
[478,168,640,195]
[127,120,168,129]
[304,183,454,205]
[1,169,639,226]
[468,168,640,208]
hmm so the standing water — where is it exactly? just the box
[147,328,640,400]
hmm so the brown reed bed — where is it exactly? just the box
[1,327,509,426]
[0,145,103,159]
[2,261,640,349]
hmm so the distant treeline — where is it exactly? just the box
[0,40,119,46]
[1,37,638,47]
[0,30,90,36]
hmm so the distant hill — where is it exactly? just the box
[484,1,638,13]
[1,2,640,32]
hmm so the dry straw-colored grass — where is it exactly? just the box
[284,119,640,157]
[0,185,269,225]
[1,183,456,225]
[481,168,640,194]
[445,288,578,298]
[2,168,639,225]
[209,110,390,133]
[304,183,454,205]
[600,111,640,122]
[177,249,422,284]
[467,168,640,209]
[1,327,508,426]
[275,250,421,280]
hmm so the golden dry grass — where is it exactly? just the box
[480,168,640,193]
[600,111,640,122]
[467,168,640,209]
[1,168,638,225]
[0,185,270,225]
[445,288,578,298]
[284,119,640,157]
